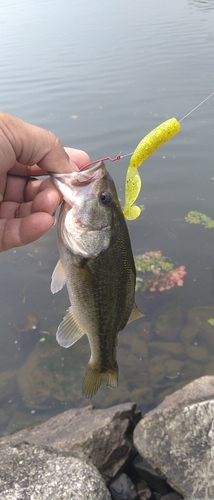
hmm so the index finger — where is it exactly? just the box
[8,148,91,177]
[0,112,89,175]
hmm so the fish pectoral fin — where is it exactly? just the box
[127,302,144,324]
[82,363,118,400]
[56,307,85,348]
[51,259,66,294]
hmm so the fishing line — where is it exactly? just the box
[121,91,214,159]
[179,91,214,123]
[80,91,214,169]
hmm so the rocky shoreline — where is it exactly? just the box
[1,375,214,499]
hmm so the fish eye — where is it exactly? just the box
[99,191,112,205]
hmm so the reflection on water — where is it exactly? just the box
[190,0,214,11]
[1,0,214,435]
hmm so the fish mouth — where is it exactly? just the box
[50,162,106,206]
[78,159,106,173]
[68,161,106,186]
[74,161,106,184]
[51,161,105,184]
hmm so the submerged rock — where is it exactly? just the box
[187,305,214,348]
[0,370,18,404]
[5,410,51,436]
[133,376,214,498]
[0,409,8,426]
[164,359,184,379]
[180,359,203,380]
[16,329,88,408]
[148,341,184,358]
[185,343,208,361]
[204,359,214,376]
[1,402,140,483]
[151,296,184,341]
[179,325,198,345]
[0,443,111,500]
[121,331,149,359]
[147,353,170,385]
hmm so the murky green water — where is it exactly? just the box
[1,0,214,435]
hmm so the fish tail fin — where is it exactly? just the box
[82,363,118,400]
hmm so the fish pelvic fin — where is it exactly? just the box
[127,302,144,324]
[82,363,118,400]
[51,259,66,294]
[56,306,85,348]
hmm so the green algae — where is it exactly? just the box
[185,211,214,229]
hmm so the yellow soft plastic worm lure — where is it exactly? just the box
[123,118,181,220]
[79,93,213,221]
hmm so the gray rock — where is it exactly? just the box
[131,456,170,495]
[160,494,182,500]
[109,473,139,500]
[133,376,214,498]
[0,443,111,500]
[137,483,152,500]
[154,374,214,411]
[1,402,140,482]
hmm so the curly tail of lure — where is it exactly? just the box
[123,118,181,220]
[123,92,214,220]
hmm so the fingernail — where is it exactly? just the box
[52,216,57,227]
[69,158,79,172]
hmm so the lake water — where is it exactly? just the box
[0,0,214,434]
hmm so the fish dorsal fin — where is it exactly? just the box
[127,303,144,324]
[51,259,66,294]
[56,306,85,348]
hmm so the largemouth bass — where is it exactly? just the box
[51,161,142,399]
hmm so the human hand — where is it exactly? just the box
[0,112,90,252]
